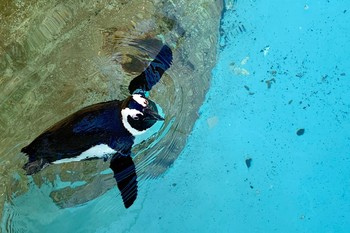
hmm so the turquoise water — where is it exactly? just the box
[2,0,350,232]
[113,1,350,232]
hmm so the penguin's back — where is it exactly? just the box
[21,100,134,163]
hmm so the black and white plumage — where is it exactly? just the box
[21,45,173,208]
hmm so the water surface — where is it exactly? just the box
[1,0,350,232]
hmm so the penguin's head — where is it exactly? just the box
[121,94,164,136]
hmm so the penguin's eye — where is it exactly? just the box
[132,115,140,120]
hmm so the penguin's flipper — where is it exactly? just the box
[110,152,138,208]
[128,44,173,94]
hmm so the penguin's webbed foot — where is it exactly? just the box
[23,158,49,175]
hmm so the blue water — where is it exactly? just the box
[3,0,350,232]
[105,1,349,232]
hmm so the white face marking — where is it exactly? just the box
[52,144,116,164]
[121,108,146,136]
[132,94,148,107]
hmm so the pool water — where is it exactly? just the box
[110,1,350,232]
[2,0,350,232]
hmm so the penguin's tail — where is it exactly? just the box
[21,145,37,158]
[22,158,49,175]
[21,145,30,155]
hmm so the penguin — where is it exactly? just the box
[21,44,173,208]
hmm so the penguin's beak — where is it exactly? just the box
[143,108,164,121]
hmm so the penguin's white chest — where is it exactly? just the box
[52,144,116,164]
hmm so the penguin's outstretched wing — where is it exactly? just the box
[128,45,173,94]
[110,152,138,208]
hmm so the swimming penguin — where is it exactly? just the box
[21,44,173,208]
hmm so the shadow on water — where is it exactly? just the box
[0,0,222,231]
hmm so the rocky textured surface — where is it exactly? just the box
[0,0,223,220]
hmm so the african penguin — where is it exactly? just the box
[21,44,173,208]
